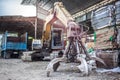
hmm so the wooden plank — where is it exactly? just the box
[95,27,115,49]
[95,27,114,34]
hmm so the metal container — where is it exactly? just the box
[96,50,118,69]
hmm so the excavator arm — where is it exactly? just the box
[43,2,76,42]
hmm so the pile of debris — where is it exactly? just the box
[91,1,120,69]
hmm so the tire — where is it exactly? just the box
[1,51,4,58]
[18,51,23,59]
[4,51,12,59]
[40,56,44,60]
[5,53,11,59]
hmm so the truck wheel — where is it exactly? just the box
[18,51,23,59]
[1,51,4,58]
[2,51,11,59]
[5,52,11,59]
[40,56,44,60]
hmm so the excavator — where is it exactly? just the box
[21,2,82,61]
[42,2,86,61]
[44,2,106,77]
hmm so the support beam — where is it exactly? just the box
[72,0,116,18]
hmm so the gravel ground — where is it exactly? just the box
[0,59,120,80]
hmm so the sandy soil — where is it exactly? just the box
[0,59,120,80]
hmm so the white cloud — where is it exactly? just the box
[0,0,36,17]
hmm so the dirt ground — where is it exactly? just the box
[0,59,120,80]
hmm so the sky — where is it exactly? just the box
[0,0,36,17]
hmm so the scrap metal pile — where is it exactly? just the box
[91,1,120,68]
[92,1,120,50]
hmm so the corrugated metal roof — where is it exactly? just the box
[21,0,102,14]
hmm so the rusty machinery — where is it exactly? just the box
[43,2,106,77]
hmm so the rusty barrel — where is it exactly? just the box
[96,50,119,69]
